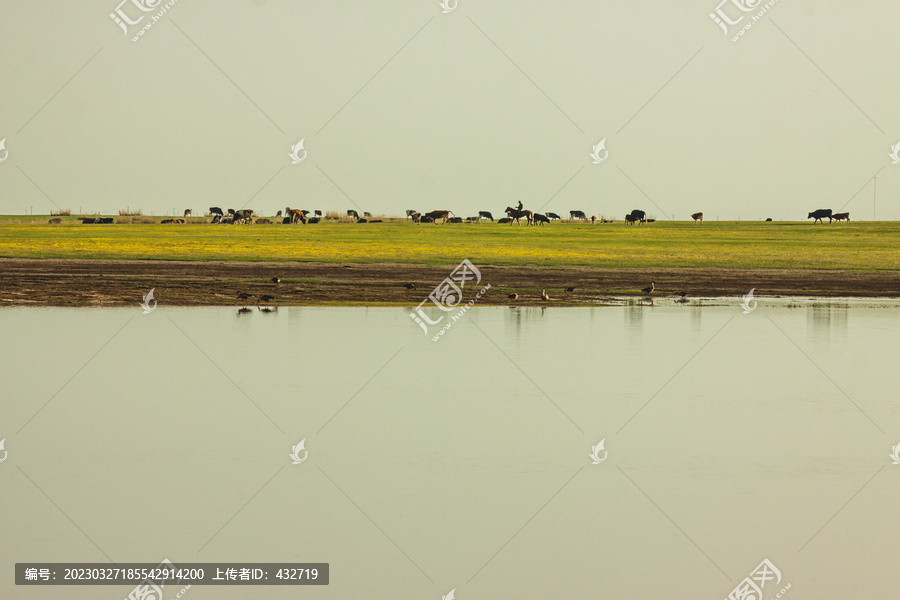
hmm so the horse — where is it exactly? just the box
[505,206,533,225]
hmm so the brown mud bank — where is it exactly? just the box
[1,258,898,307]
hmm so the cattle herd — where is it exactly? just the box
[58,206,850,225]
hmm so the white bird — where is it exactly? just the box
[541,289,551,301]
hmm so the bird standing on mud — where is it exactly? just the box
[641,282,655,295]
[507,293,518,301]
[541,289,551,301]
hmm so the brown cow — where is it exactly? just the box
[48,218,62,224]
[423,210,452,223]
[285,207,306,224]
[691,212,703,223]
[832,212,850,222]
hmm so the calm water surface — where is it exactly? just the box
[1,301,898,599]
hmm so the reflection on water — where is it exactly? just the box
[1,301,898,600]
[807,302,849,343]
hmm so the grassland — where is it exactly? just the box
[1,217,898,271]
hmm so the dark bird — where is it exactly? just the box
[677,291,688,298]
[566,286,576,292]
[271,277,281,284]
[237,291,253,300]
[641,282,655,295]
[541,289,551,301]
[404,283,416,291]
[507,293,518,300]
[237,307,252,315]
[258,294,275,308]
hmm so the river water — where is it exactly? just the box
[1,301,898,599]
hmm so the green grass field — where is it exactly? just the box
[1,217,898,270]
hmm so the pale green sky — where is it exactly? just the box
[1,0,898,219]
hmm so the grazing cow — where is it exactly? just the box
[80,217,96,224]
[314,210,322,217]
[255,218,272,224]
[209,207,224,216]
[363,211,372,218]
[547,212,561,220]
[406,209,418,221]
[629,209,646,224]
[357,218,368,223]
[497,217,513,224]
[347,209,359,219]
[275,210,283,218]
[307,217,320,224]
[832,212,850,222]
[765,218,773,222]
[212,214,222,224]
[625,213,637,225]
[423,210,453,224]
[533,213,550,226]
[505,206,533,225]
[570,210,587,220]
[96,217,113,224]
[282,217,293,224]
[285,208,306,224]
[448,216,463,223]
[227,208,235,215]
[410,212,421,223]
[184,209,192,217]
[232,209,255,224]
[807,208,833,223]
[478,211,494,222]
[48,218,62,224]
[691,212,703,223]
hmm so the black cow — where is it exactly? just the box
[232,209,254,224]
[570,210,587,220]
[347,210,359,219]
[546,212,561,220]
[448,216,463,223]
[625,213,637,225]
[282,217,293,224]
[97,217,113,224]
[629,209,646,224]
[209,207,224,216]
[307,217,320,224]
[227,208,235,215]
[808,209,833,223]
[532,213,550,226]
[478,211,494,221]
